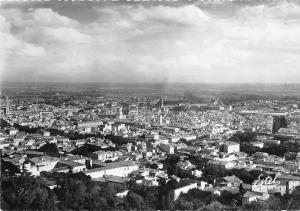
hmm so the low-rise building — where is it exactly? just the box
[223,141,240,154]
[207,160,235,171]
[242,191,269,205]
[84,161,139,179]
[24,155,60,176]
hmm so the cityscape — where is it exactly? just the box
[1,83,300,210]
[1,0,300,211]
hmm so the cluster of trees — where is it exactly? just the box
[285,152,298,161]
[188,153,269,184]
[174,188,214,210]
[1,174,57,210]
[171,106,187,113]
[0,119,10,128]
[226,169,268,184]
[228,132,257,143]
[0,168,179,210]
[173,186,300,211]
[2,169,300,210]
[105,134,137,146]
[202,167,268,185]
[242,189,300,211]
[229,132,300,157]
[39,143,59,154]
[175,187,255,210]
[10,123,105,141]
[71,143,117,156]
[53,172,120,210]
[163,154,181,175]
[12,123,44,134]
[46,128,104,140]
[240,140,300,157]
[1,171,125,210]
[126,180,162,210]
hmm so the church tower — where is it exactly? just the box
[5,96,10,114]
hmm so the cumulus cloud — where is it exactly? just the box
[1,2,300,83]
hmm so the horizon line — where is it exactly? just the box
[2,81,300,85]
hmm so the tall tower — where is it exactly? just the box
[119,107,124,120]
[159,96,164,126]
[159,114,163,126]
[5,96,9,114]
[272,115,287,134]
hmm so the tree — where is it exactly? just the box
[39,143,59,154]
[175,188,213,210]
[0,118,9,128]
[165,192,175,210]
[52,172,118,210]
[240,142,260,155]
[267,195,281,211]
[287,186,300,210]
[126,191,146,210]
[197,201,226,211]
[1,174,57,210]
[243,201,269,211]
[175,198,194,210]
[231,132,257,143]
[216,190,238,206]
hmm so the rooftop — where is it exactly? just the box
[84,161,137,173]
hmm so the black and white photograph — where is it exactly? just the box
[1,0,300,210]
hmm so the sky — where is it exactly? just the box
[0,0,300,83]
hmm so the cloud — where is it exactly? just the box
[1,2,300,83]
[2,8,79,28]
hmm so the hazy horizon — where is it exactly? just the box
[3,81,300,85]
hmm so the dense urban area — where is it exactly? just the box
[1,83,300,210]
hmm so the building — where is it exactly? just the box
[118,107,125,120]
[159,143,175,154]
[64,155,87,165]
[87,150,120,162]
[223,142,240,154]
[56,160,86,172]
[76,121,103,129]
[277,174,300,194]
[251,174,286,195]
[43,131,51,137]
[176,160,202,177]
[251,141,264,148]
[207,160,235,171]
[159,115,163,126]
[24,150,45,158]
[242,191,269,205]
[24,155,60,176]
[171,182,198,201]
[95,175,129,188]
[181,134,197,141]
[9,129,19,136]
[84,161,138,179]
[0,140,10,150]
[271,115,288,134]
[218,175,242,188]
